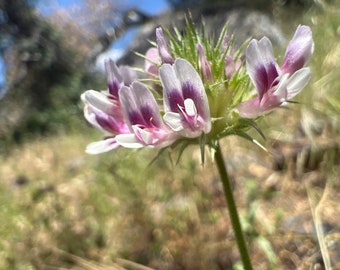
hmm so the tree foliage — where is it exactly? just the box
[0,0,116,144]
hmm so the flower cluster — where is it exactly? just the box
[81,24,314,154]
[82,57,213,154]
[236,25,314,118]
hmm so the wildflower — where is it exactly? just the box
[116,81,177,148]
[81,23,313,154]
[81,59,137,154]
[81,94,128,154]
[197,43,213,82]
[143,27,174,77]
[160,58,211,138]
[144,47,160,76]
[81,90,128,154]
[80,22,315,270]
[236,25,314,118]
[82,90,129,134]
[281,25,314,74]
[156,27,174,64]
[225,54,241,79]
[105,58,137,98]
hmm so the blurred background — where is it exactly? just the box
[0,0,339,269]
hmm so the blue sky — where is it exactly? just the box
[37,0,169,17]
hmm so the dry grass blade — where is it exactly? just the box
[116,258,156,270]
[71,257,125,270]
[54,249,126,270]
[307,182,332,270]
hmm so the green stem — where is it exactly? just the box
[214,141,253,270]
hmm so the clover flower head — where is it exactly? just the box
[80,24,315,270]
[81,22,313,156]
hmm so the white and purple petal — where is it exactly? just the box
[117,82,177,148]
[81,90,128,134]
[116,127,176,149]
[239,25,313,119]
[281,25,314,74]
[145,47,160,75]
[160,58,211,136]
[175,59,211,133]
[82,90,120,116]
[156,27,174,64]
[105,59,124,98]
[119,65,137,86]
[236,93,282,119]
[246,37,280,99]
[119,82,163,129]
[197,43,213,82]
[84,104,129,134]
[159,62,184,113]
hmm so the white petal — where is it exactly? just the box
[119,65,137,85]
[286,67,311,100]
[272,73,289,101]
[82,90,114,114]
[85,138,119,154]
[83,105,102,130]
[132,82,162,124]
[156,27,174,64]
[163,112,183,131]
[159,63,182,112]
[133,126,177,148]
[133,126,153,145]
[105,59,123,84]
[246,37,275,73]
[246,38,279,97]
[115,134,144,148]
[258,37,276,66]
[118,85,138,121]
[139,130,153,145]
[184,98,197,117]
[119,82,162,128]
[281,25,314,74]
[174,59,204,90]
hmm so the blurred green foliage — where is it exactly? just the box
[0,0,105,146]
